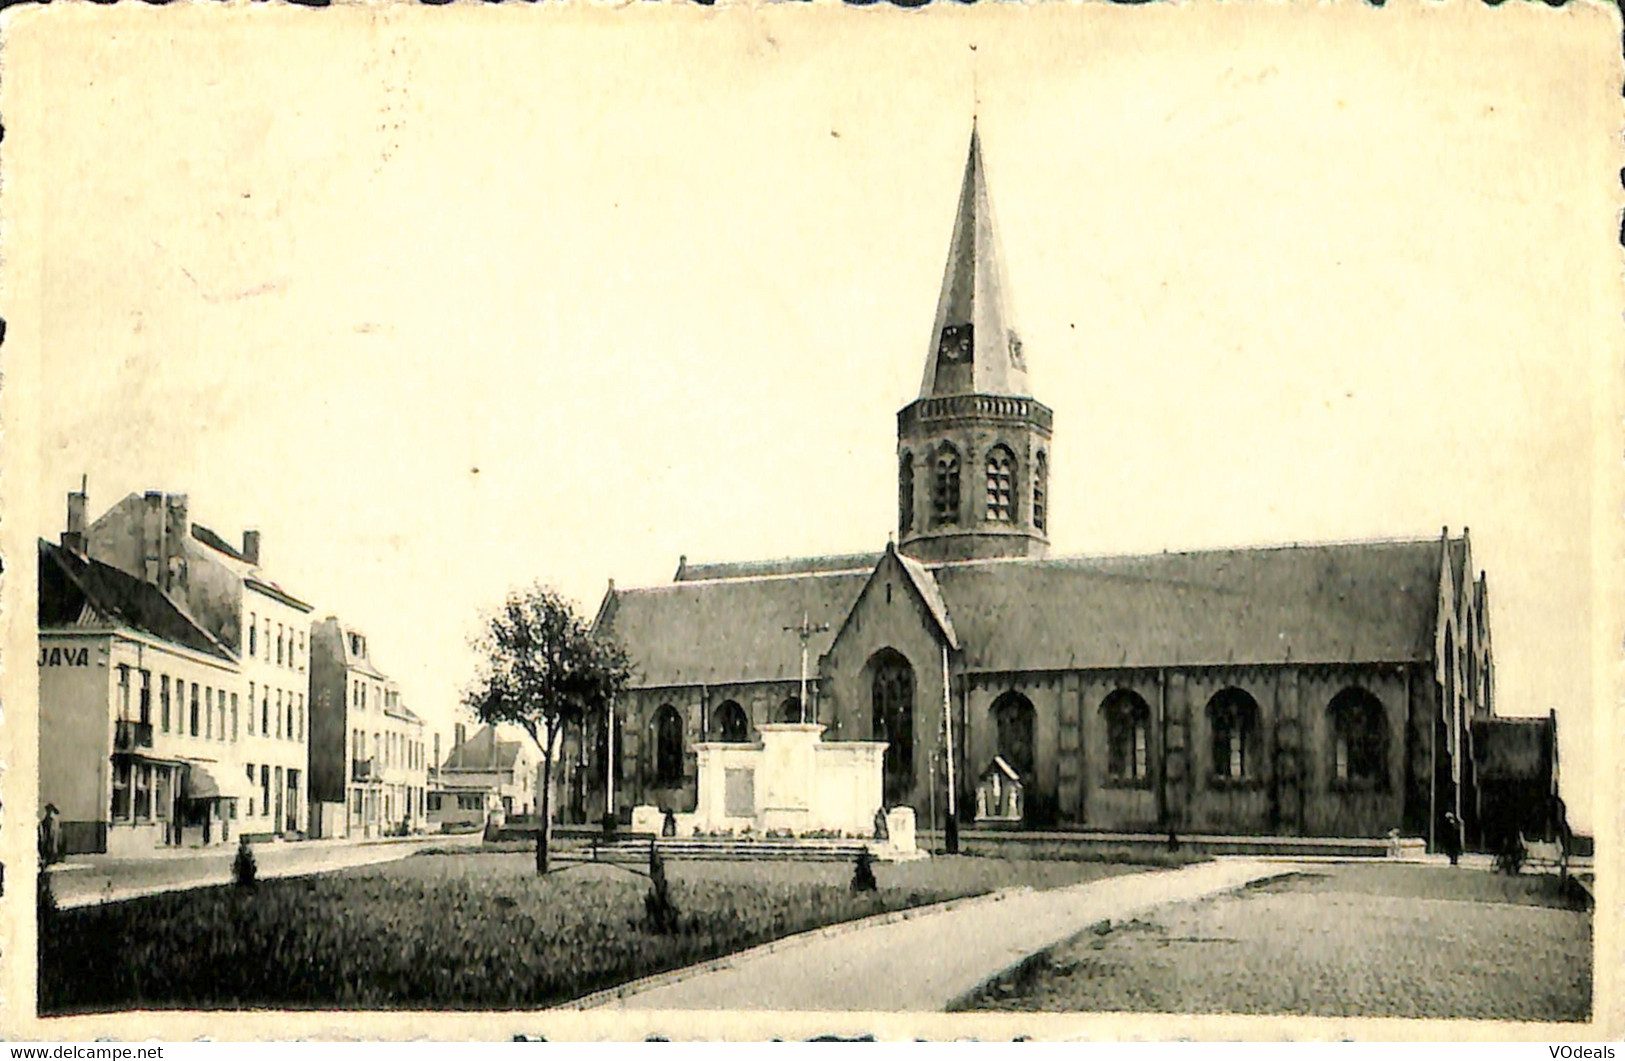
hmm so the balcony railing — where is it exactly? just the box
[115,719,153,751]
[898,394,1053,433]
[352,758,376,782]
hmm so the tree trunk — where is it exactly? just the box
[537,745,554,876]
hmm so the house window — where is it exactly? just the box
[932,445,961,526]
[899,452,914,535]
[985,445,1016,523]
[1103,690,1152,783]
[218,691,227,742]
[276,690,283,739]
[1329,687,1387,785]
[205,688,214,739]
[231,693,240,742]
[298,694,304,741]
[1034,451,1048,532]
[118,665,131,719]
[160,675,171,733]
[249,614,257,657]
[1206,688,1260,781]
[779,696,802,724]
[190,683,201,737]
[298,632,305,670]
[247,682,255,734]
[654,705,685,786]
[261,690,269,736]
[276,626,284,666]
[139,670,152,725]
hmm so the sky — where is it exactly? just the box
[12,2,1616,832]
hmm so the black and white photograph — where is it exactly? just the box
[3,0,1618,1041]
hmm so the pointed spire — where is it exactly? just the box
[919,123,1029,399]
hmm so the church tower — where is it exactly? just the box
[897,126,1053,564]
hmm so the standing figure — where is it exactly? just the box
[1442,811,1461,866]
[37,804,61,866]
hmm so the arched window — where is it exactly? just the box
[1329,688,1387,784]
[991,691,1036,780]
[1206,688,1261,781]
[869,649,915,805]
[1033,451,1048,532]
[713,700,749,743]
[779,697,802,724]
[1466,631,1479,717]
[932,445,961,527]
[1102,690,1151,783]
[985,445,1016,523]
[899,452,914,535]
[654,705,685,785]
[1443,628,1457,763]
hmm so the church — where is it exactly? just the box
[581,127,1509,850]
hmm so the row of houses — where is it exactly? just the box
[38,483,544,856]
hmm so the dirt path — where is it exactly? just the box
[582,858,1293,1012]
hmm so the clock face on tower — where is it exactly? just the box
[938,323,973,363]
[1008,332,1026,370]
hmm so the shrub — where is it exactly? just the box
[233,837,257,889]
[850,849,877,893]
[644,847,681,935]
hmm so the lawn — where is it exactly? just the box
[39,851,1151,1013]
[961,864,1592,1022]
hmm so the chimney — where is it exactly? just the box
[433,731,441,772]
[241,529,261,565]
[454,723,466,750]
[61,476,87,555]
[141,492,164,582]
[163,494,190,593]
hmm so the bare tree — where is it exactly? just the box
[466,584,631,875]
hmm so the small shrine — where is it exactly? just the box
[975,755,1024,823]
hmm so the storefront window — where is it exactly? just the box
[154,767,171,820]
[111,759,132,821]
[134,761,152,821]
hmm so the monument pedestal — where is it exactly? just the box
[681,724,902,845]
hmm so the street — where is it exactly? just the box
[46,832,480,908]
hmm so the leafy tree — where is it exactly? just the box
[466,584,631,875]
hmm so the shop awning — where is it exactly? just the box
[182,764,233,801]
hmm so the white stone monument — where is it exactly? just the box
[633,723,919,855]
